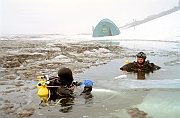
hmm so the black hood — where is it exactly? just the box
[58,67,73,86]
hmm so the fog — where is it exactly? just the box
[0,0,179,35]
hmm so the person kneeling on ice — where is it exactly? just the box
[37,67,93,108]
[120,52,161,79]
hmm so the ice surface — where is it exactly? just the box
[134,90,180,118]
[114,79,180,89]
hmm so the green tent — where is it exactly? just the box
[92,18,120,37]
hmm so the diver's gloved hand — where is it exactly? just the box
[72,81,82,86]
[81,79,93,94]
[82,85,92,93]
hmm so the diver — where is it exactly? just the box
[47,67,93,100]
[120,52,161,79]
[37,67,93,112]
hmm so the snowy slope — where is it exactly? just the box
[117,10,180,41]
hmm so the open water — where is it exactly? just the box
[73,40,180,118]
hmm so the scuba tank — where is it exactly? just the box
[38,84,49,100]
[37,76,46,90]
[124,60,130,65]
[37,75,50,103]
[37,75,50,90]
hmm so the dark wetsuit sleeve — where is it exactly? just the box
[150,63,161,70]
[143,60,161,72]
[120,63,135,71]
[120,65,127,70]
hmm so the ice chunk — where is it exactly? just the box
[114,75,127,79]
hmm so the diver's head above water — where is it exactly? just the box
[136,52,146,65]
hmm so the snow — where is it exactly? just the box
[118,10,180,41]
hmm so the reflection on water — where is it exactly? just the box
[59,97,74,113]
[137,71,146,80]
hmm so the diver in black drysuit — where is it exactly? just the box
[46,67,93,112]
[120,52,161,79]
[48,67,93,100]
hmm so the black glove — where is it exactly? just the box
[81,85,92,94]
[72,81,82,86]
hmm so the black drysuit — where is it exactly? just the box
[120,60,161,73]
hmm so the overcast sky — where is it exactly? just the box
[0,0,179,35]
